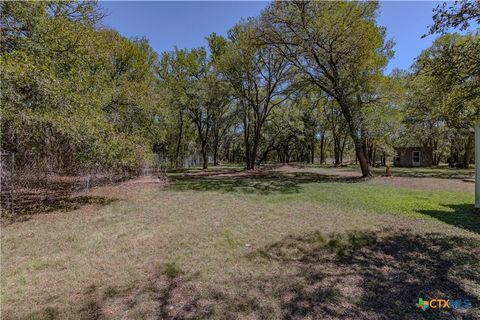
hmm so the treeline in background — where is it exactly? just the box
[1,1,478,181]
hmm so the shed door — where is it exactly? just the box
[412,151,421,166]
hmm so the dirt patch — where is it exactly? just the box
[368,176,474,193]
[275,165,474,193]
[86,176,168,200]
[276,164,360,178]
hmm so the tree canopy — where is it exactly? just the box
[1,0,477,175]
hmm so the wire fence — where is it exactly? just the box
[0,152,138,216]
[0,153,15,216]
[0,151,215,216]
[152,153,212,170]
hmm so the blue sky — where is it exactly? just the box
[100,1,448,73]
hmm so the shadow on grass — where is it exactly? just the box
[3,196,116,223]
[253,229,479,319]
[166,166,244,175]
[373,167,475,180]
[225,229,480,319]
[82,263,210,320]
[26,229,478,319]
[170,170,363,195]
[418,204,480,234]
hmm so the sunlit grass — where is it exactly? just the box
[263,183,474,218]
[266,183,478,233]
[173,173,478,233]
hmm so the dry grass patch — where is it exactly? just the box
[1,167,479,319]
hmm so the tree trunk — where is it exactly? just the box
[202,151,208,169]
[361,138,372,170]
[333,136,341,166]
[196,120,209,170]
[319,132,325,164]
[257,147,274,166]
[339,97,371,177]
[245,144,252,169]
[363,139,370,166]
[280,148,286,165]
[285,144,290,164]
[174,115,184,168]
[355,139,371,177]
[372,147,377,167]
[340,132,348,165]
[463,133,474,168]
[248,123,262,170]
[244,112,253,170]
[311,143,315,164]
[212,136,220,166]
[213,146,219,166]
[435,152,442,165]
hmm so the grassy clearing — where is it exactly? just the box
[369,165,475,179]
[173,169,477,233]
[1,166,479,319]
[295,162,475,179]
[265,183,478,233]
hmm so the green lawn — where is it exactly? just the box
[266,183,478,233]
[173,172,478,233]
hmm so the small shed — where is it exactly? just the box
[394,147,433,167]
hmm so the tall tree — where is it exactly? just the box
[158,40,234,169]
[1,1,161,172]
[205,34,236,166]
[158,48,207,167]
[409,32,480,168]
[258,1,393,176]
[219,22,293,169]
